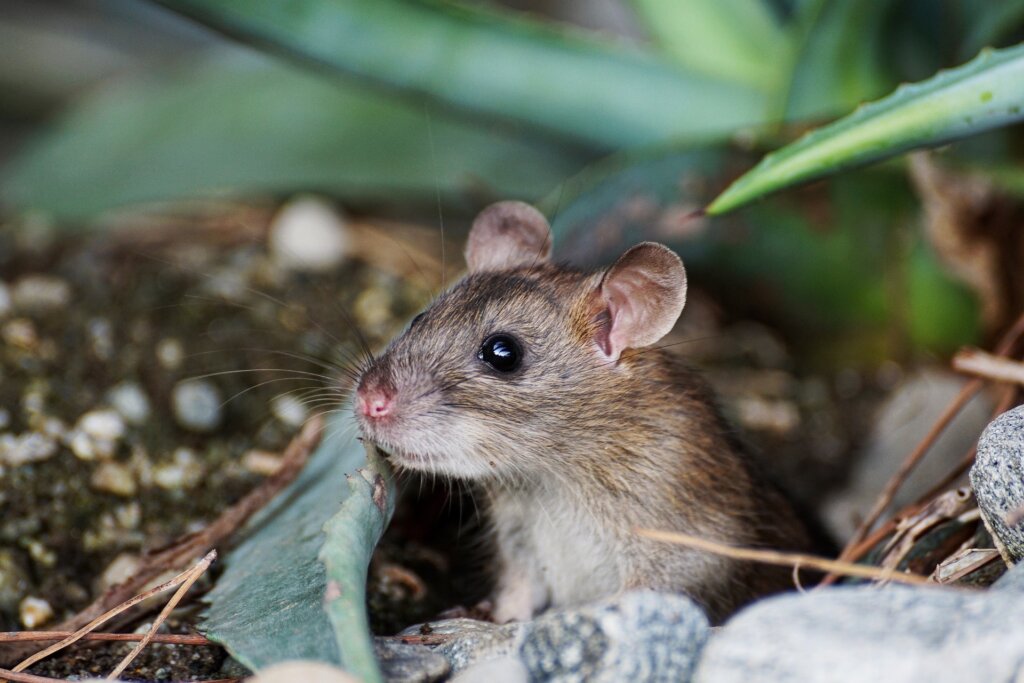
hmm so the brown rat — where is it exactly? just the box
[354,201,812,623]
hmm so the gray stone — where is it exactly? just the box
[374,638,450,683]
[521,591,708,683]
[993,557,1024,592]
[411,592,709,682]
[695,583,1024,682]
[825,370,992,540]
[399,618,526,673]
[171,379,224,432]
[972,405,1024,562]
[108,382,152,426]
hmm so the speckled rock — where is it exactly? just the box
[402,618,526,673]
[972,405,1024,562]
[521,591,708,683]
[172,379,224,432]
[374,637,450,683]
[694,578,1024,683]
[409,592,709,681]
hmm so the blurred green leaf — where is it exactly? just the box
[1,56,588,220]
[779,0,892,121]
[708,43,1024,215]
[629,0,787,90]
[154,0,770,148]
[961,0,1024,58]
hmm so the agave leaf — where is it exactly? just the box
[628,0,787,90]
[708,43,1024,215]
[0,54,586,220]
[203,414,394,682]
[153,0,769,148]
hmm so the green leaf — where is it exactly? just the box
[708,43,1024,215]
[629,0,786,90]
[1,55,587,220]
[776,0,892,121]
[152,0,770,148]
[203,415,394,682]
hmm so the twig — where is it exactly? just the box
[0,668,240,683]
[0,633,210,645]
[953,348,1024,386]
[8,552,216,678]
[826,312,1024,584]
[1,418,322,668]
[637,528,940,587]
[108,551,217,679]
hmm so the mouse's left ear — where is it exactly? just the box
[593,243,687,361]
[465,201,552,272]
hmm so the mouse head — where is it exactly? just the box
[354,201,687,480]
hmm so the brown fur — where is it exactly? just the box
[356,211,812,623]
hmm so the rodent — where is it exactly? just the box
[354,200,813,624]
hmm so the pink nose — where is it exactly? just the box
[357,387,394,419]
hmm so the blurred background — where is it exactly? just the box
[0,0,1023,668]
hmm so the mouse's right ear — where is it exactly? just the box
[593,243,687,361]
[465,201,552,272]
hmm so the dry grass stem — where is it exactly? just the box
[9,551,217,677]
[827,312,1024,584]
[0,633,210,645]
[0,669,67,683]
[953,348,1024,386]
[637,528,939,587]
[107,550,217,679]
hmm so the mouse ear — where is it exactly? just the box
[465,201,552,272]
[593,242,687,360]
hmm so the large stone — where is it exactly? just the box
[521,591,709,683]
[694,579,1024,682]
[409,591,709,682]
[972,405,1024,562]
[374,638,450,683]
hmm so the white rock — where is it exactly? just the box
[172,380,223,432]
[12,275,71,311]
[154,447,205,490]
[156,338,185,370]
[0,432,58,466]
[269,196,351,272]
[271,394,308,428]
[78,409,126,442]
[91,462,137,497]
[19,596,54,628]
[99,553,141,591]
[108,382,152,426]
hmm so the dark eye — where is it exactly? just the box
[410,312,425,328]
[478,334,522,373]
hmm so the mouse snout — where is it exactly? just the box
[355,379,395,420]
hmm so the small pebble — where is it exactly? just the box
[91,462,137,497]
[242,449,284,476]
[0,432,58,466]
[87,317,114,360]
[114,502,141,529]
[99,553,142,591]
[172,379,223,432]
[11,275,71,312]
[271,394,308,428]
[79,409,126,442]
[26,540,56,568]
[2,318,39,351]
[269,195,352,272]
[108,382,152,425]
[154,447,205,490]
[156,338,185,370]
[19,596,54,628]
[0,281,11,318]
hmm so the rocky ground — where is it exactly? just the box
[0,198,991,680]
